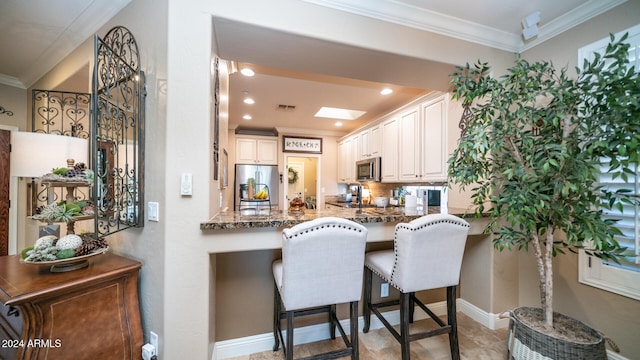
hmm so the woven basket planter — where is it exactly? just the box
[508,307,607,360]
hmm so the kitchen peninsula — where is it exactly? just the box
[204,205,495,353]
[201,206,489,252]
[202,206,485,230]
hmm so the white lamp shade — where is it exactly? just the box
[10,132,89,178]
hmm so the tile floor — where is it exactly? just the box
[227,312,509,359]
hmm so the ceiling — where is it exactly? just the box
[0,0,626,134]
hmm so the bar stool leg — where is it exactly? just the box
[350,301,359,360]
[273,284,281,351]
[363,267,372,333]
[447,285,460,360]
[330,304,337,340]
[409,292,415,323]
[400,292,411,360]
[286,310,294,360]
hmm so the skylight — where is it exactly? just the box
[314,107,366,120]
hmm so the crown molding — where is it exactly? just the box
[303,0,627,53]
[0,75,26,89]
[519,0,628,52]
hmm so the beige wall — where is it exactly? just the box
[519,2,640,358]
[0,84,27,130]
[25,0,170,353]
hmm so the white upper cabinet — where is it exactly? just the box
[420,96,448,181]
[338,92,449,184]
[398,106,421,181]
[381,116,399,182]
[385,93,449,183]
[359,124,381,159]
[337,135,358,183]
[236,136,278,165]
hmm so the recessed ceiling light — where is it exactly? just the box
[240,68,255,76]
[335,121,343,127]
[380,88,393,95]
[243,98,255,105]
[243,114,252,120]
[315,107,366,120]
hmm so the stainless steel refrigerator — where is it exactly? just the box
[234,164,280,211]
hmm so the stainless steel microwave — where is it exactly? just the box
[356,157,381,182]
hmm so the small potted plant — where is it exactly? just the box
[447,33,638,358]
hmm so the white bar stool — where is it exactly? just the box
[362,214,470,360]
[273,217,368,360]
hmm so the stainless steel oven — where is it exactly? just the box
[356,157,381,182]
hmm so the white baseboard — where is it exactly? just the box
[456,298,510,330]
[211,300,627,360]
[607,350,630,360]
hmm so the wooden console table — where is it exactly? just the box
[0,253,143,359]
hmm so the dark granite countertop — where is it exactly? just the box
[201,206,480,230]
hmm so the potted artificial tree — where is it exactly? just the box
[448,33,638,359]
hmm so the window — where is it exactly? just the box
[578,24,640,300]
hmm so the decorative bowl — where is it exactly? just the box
[374,197,389,207]
[21,247,109,272]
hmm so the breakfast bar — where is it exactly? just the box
[201,206,487,232]
[200,206,489,252]
[203,206,495,352]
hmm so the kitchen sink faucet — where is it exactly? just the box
[350,182,364,214]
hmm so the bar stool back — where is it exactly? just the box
[273,217,368,360]
[363,214,470,360]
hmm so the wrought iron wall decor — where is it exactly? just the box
[92,26,145,237]
[0,105,14,116]
[30,90,92,215]
[32,90,91,138]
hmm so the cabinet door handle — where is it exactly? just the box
[7,306,19,317]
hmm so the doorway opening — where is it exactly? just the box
[285,155,320,210]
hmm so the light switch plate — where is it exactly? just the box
[148,202,159,222]
[181,173,193,196]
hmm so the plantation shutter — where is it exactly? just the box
[599,162,640,271]
[578,24,640,301]
[598,29,640,271]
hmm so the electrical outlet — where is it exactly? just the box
[380,282,389,297]
[150,331,158,355]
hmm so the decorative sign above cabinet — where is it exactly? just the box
[283,136,322,154]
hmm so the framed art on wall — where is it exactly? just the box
[282,136,322,154]
[222,149,228,189]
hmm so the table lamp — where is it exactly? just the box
[10,132,89,237]
[10,132,88,178]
